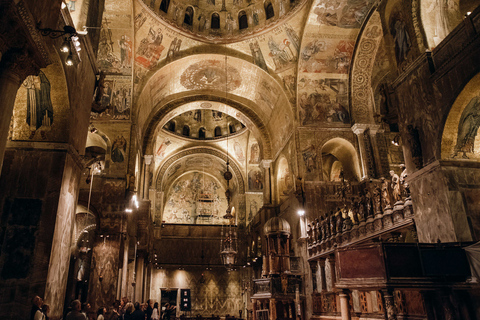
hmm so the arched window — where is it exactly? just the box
[214,126,222,137]
[238,11,248,30]
[211,13,220,29]
[229,124,236,134]
[160,0,170,13]
[264,1,274,20]
[184,6,194,26]
[199,127,206,139]
[182,125,190,136]
[168,121,176,132]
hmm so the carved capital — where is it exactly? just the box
[351,123,369,135]
[368,124,383,135]
[260,159,273,169]
[144,155,153,165]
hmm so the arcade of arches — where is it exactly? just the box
[1,0,480,319]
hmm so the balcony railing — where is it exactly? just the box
[252,276,302,296]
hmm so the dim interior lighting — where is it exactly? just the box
[467,11,472,15]
[132,194,139,208]
[65,51,74,66]
[60,38,70,53]
[297,209,305,216]
[391,134,401,146]
[61,2,66,9]
[125,208,133,213]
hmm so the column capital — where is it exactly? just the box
[351,123,369,135]
[144,155,153,165]
[260,159,273,169]
[368,124,384,135]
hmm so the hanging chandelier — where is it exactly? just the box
[220,52,237,269]
[220,162,237,270]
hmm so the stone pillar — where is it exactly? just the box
[368,125,385,178]
[339,290,351,320]
[309,261,318,293]
[0,54,40,174]
[252,299,257,320]
[121,235,129,298]
[261,160,273,204]
[351,124,370,179]
[382,289,397,320]
[269,298,277,320]
[319,259,327,291]
[326,256,336,291]
[143,155,153,200]
[135,254,145,302]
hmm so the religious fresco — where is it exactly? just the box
[277,156,293,198]
[450,95,480,159]
[180,59,242,91]
[97,10,134,76]
[298,131,319,181]
[162,172,229,224]
[248,141,261,165]
[298,0,376,125]
[298,76,349,125]
[246,193,263,223]
[388,7,412,66]
[248,168,264,191]
[11,61,69,143]
[90,75,132,121]
[421,0,462,48]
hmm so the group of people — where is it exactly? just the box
[31,296,176,320]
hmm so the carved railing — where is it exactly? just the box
[312,291,338,314]
[306,180,414,258]
[290,256,301,273]
[253,277,302,296]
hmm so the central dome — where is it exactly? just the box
[139,0,306,43]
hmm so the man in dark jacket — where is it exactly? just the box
[146,299,153,320]
[131,302,145,320]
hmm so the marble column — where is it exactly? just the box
[269,298,277,320]
[382,289,397,320]
[369,125,386,178]
[261,160,273,204]
[326,256,336,291]
[252,299,257,320]
[121,235,130,298]
[0,51,40,174]
[309,261,318,293]
[319,259,327,291]
[135,254,145,302]
[143,155,153,200]
[339,290,351,320]
[351,124,370,179]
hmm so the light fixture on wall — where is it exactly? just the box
[37,24,81,66]
[391,134,401,146]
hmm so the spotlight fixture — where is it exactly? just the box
[391,134,401,146]
[65,51,74,66]
[37,24,80,66]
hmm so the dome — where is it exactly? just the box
[264,216,291,235]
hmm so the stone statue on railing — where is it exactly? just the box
[373,186,382,214]
[399,164,410,198]
[311,219,317,244]
[381,177,393,208]
[365,188,374,218]
[390,170,402,203]
[329,211,336,237]
[335,208,343,234]
[306,223,313,245]
[316,218,322,242]
[321,215,328,240]
[358,194,367,221]
[351,197,360,224]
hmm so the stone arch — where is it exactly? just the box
[141,95,273,159]
[441,73,480,160]
[320,138,361,181]
[349,10,384,124]
[155,147,246,194]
